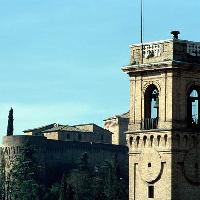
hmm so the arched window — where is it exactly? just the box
[143,136,147,147]
[187,88,200,128]
[143,85,159,129]
[150,135,154,147]
[136,136,140,147]
[130,137,133,146]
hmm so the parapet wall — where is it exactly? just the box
[129,39,200,65]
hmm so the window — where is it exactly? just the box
[150,135,154,147]
[136,136,140,147]
[145,85,159,119]
[101,135,103,141]
[142,85,159,130]
[67,133,70,139]
[130,137,133,146]
[148,185,154,198]
[143,136,147,146]
[187,88,200,128]
[78,133,82,141]
[195,163,199,170]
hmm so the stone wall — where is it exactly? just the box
[127,130,200,200]
[2,135,128,184]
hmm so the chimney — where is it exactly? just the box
[171,31,180,39]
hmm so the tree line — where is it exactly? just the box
[0,142,128,200]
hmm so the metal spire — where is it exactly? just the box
[141,0,144,63]
[141,0,143,44]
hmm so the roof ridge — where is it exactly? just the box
[23,123,57,132]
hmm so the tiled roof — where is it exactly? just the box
[42,125,89,133]
[103,111,130,121]
[73,123,112,134]
[119,111,130,118]
[24,123,111,135]
[23,123,57,132]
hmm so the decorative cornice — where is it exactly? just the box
[122,60,200,75]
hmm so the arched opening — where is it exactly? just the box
[130,137,133,146]
[187,88,200,129]
[175,134,180,147]
[142,85,159,130]
[195,163,199,170]
[192,135,197,147]
[164,134,168,146]
[183,135,188,147]
[150,135,154,147]
[157,135,161,146]
[136,136,140,147]
[143,136,147,147]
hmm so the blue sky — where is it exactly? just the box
[0,0,199,135]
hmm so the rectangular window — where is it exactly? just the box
[101,135,103,141]
[148,185,154,198]
[78,133,82,141]
[67,133,70,139]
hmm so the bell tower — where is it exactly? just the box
[123,32,200,200]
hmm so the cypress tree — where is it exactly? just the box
[7,108,14,136]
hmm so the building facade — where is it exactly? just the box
[104,112,129,146]
[123,33,200,200]
[24,123,112,144]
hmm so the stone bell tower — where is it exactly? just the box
[123,32,200,200]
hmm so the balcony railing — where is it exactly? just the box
[141,118,158,130]
[188,117,200,130]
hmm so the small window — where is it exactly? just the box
[78,133,82,141]
[143,136,147,146]
[67,133,70,139]
[130,137,133,146]
[136,136,140,147]
[187,89,200,128]
[148,185,154,198]
[148,163,151,167]
[101,135,103,141]
[195,163,199,169]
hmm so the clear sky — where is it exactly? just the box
[0,0,199,135]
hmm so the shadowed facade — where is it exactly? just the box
[2,135,128,185]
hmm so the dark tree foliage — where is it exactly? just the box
[8,142,40,200]
[97,155,128,200]
[7,108,14,136]
[4,149,127,200]
[91,173,106,200]
[43,183,60,200]
[59,173,74,200]
[0,151,6,200]
[65,153,128,200]
[79,152,89,171]
[67,152,93,200]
